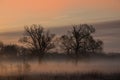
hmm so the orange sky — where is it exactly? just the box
[0,0,120,32]
[0,0,120,52]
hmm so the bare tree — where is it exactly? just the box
[60,24,103,57]
[60,35,73,55]
[90,39,103,53]
[19,24,55,58]
[82,35,103,54]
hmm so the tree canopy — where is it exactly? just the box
[60,24,103,57]
[19,24,55,58]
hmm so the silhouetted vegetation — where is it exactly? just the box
[60,24,103,59]
[0,24,114,60]
[0,42,19,56]
[0,23,120,80]
[1,24,120,62]
[19,24,55,59]
[0,72,120,80]
[0,41,4,54]
[2,44,18,56]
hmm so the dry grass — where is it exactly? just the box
[0,72,120,80]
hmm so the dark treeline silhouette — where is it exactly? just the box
[0,24,120,80]
[0,24,104,60]
[0,43,18,56]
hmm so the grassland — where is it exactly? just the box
[0,72,120,80]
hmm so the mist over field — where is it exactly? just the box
[0,59,120,76]
[0,0,120,80]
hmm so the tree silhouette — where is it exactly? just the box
[0,41,4,53]
[19,24,55,58]
[60,35,73,55]
[2,44,18,56]
[60,24,103,58]
[81,35,103,54]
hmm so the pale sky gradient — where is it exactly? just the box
[0,0,120,32]
[0,0,120,52]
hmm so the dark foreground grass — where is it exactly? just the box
[0,72,120,80]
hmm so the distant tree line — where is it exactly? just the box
[0,24,103,59]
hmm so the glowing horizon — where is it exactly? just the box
[0,0,120,32]
[0,0,120,52]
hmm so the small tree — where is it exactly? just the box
[19,24,55,58]
[60,24,103,58]
[60,35,73,55]
[82,35,103,54]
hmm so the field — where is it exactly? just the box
[0,72,120,80]
[0,55,120,80]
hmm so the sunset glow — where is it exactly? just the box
[0,0,120,52]
[0,0,120,32]
[0,1,120,79]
